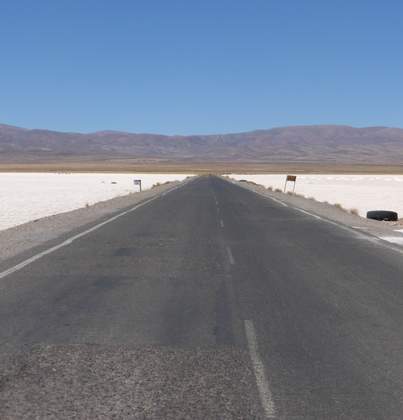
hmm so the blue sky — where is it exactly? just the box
[0,1,402,134]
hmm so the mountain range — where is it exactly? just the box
[1,123,403,164]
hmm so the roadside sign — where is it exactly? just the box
[133,179,142,192]
[284,175,297,192]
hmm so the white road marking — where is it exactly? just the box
[226,246,235,265]
[394,229,403,233]
[220,219,224,228]
[295,208,322,220]
[234,178,403,256]
[351,226,369,229]
[269,196,288,207]
[0,186,182,281]
[380,236,403,245]
[244,320,276,418]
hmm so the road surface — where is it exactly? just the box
[2,176,403,419]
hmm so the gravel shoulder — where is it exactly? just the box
[0,180,186,264]
[227,176,403,245]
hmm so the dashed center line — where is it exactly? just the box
[226,246,235,265]
[244,320,276,418]
[220,219,224,228]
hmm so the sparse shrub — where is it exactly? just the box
[287,191,294,195]
[267,186,273,191]
[349,208,359,216]
[152,182,161,188]
[334,203,347,212]
[85,203,90,208]
[308,196,316,201]
[274,188,282,193]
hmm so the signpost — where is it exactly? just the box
[284,175,297,193]
[133,179,142,192]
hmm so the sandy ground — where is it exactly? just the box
[230,174,403,217]
[0,173,192,231]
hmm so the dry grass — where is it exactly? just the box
[333,203,348,212]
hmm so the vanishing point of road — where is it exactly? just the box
[1,176,403,419]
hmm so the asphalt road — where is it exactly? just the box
[2,176,403,418]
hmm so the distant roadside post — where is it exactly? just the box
[284,175,297,193]
[133,179,142,192]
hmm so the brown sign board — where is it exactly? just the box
[286,175,297,182]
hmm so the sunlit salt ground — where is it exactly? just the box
[230,174,403,218]
[0,172,192,231]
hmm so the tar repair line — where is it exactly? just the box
[226,246,235,265]
[0,185,184,281]
[244,320,276,418]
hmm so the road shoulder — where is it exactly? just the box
[0,180,188,264]
[225,176,403,247]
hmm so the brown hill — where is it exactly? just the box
[1,123,403,164]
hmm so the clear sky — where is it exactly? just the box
[0,1,402,134]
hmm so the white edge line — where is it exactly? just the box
[231,178,403,256]
[244,320,276,418]
[0,184,183,281]
[379,236,403,245]
[269,196,288,207]
[295,208,322,220]
[226,246,235,265]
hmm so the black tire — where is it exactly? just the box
[366,210,398,221]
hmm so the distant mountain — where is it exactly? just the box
[1,123,403,164]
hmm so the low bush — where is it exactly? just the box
[334,203,347,212]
